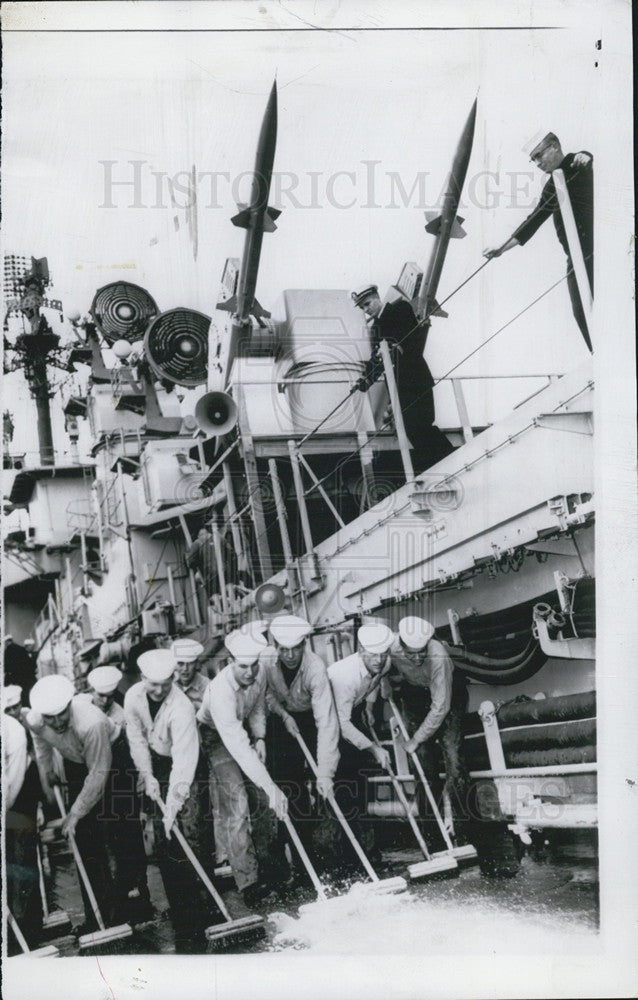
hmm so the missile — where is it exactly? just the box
[416,97,477,324]
[217,79,281,326]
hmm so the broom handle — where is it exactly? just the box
[388,698,455,851]
[281,814,327,900]
[154,795,233,923]
[53,785,106,931]
[8,910,30,953]
[294,731,379,882]
[369,726,432,860]
[36,844,51,920]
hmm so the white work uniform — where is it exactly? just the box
[260,646,340,782]
[196,665,277,891]
[328,652,382,750]
[27,696,115,821]
[124,681,199,817]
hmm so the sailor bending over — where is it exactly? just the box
[27,674,118,932]
[197,630,287,907]
[387,616,470,849]
[260,614,340,878]
[124,649,211,951]
[327,623,394,864]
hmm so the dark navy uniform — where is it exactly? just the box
[512,152,593,350]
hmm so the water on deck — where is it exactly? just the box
[40,839,598,957]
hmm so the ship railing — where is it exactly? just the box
[282,370,568,562]
[205,369,572,593]
[3,446,90,470]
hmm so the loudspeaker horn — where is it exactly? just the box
[193,390,238,437]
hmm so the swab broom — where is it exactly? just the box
[387,699,477,865]
[155,794,266,949]
[8,909,59,958]
[369,726,458,881]
[53,786,133,951]
[293,730,406,895]
[36,841,72,937]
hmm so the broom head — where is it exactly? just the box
[408,854,458,881]
[79,922,133,950]
[205,914,266,949]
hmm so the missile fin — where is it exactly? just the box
[216,295,237,313]
[231,204,251,229]
[263,206,281,233]
[251,299,271,320]
[450,215,467,238]
[424,212,441,236]
[431,300,449,318]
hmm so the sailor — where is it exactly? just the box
[170,637,216,870]
[171,638,209,710]
[123,649,212,951]
[3,683,28,725]
[197,630,288,907]
[3,634,37,697]
[26,674,118,931]
[351,285,452,470]
[3,701,43,948]
[387,616,470,848]
[327,623,394,861]
[483,131,593,351]
[260,614,340,876]
[85,666,152,921]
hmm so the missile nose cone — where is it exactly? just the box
[462,97,478,139]
[266,78,278,128]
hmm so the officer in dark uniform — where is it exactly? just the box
[484,131,593,351]
[351,285,454,471]
[3,636,37,698]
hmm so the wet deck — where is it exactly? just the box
[41,840,598,956]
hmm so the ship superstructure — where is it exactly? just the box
[3,82,596,853]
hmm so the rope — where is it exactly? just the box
[301,266,574,498]
[297,258,492,448]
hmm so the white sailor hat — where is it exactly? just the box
[224,630,268,664]
[522,130,559,158]
[269,615,313,648]
[30,675,75,716]
[87,665,122,695]
[351,284,379,307]
[3,684,23,709]
[171,638,204,663]
[357,623,394,654]
[137,649,176,683]
[398,616,434,650]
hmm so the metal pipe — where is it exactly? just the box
[469,763,597,778]
[188,570,203,627]
[450,379,474,442]
[287,440,315,558]
[118,464,139,612]
[92,484,107,571]
[211,521,229,615]
[166,563,177,607]
[64,555,74,613]
[268,459,294,565]
[297,451,346,528]
[223,462,249,576]
[79,532,89,596]
[378,340,414,484]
